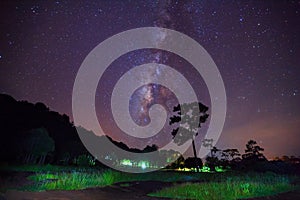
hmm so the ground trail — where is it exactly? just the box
[3,180,300,200]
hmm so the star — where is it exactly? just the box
[0,0,299,157]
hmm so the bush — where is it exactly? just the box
[184,157,203,170]
[73,155,95,167]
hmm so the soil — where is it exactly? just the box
[0,171,34,192]
[2,181,172,200]
[244,190,300,200]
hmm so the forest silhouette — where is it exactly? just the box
[0,93,299,174]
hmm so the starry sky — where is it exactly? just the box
[0,0,299,158]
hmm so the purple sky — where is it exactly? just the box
[1,0,299,158]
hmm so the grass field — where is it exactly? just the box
[1,164,299,200]
[23,168,206,191]
[149,173,298,199]
[1,164,207,191]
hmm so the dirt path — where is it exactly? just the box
[244,190,300,200]
[2,181,172,200]
[2,181,300,200]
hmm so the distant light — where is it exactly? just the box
[120,159,132,166]
[201,166,211,172]
[141,162,146,169]
[138,161,149,169]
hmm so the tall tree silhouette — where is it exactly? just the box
[221,148,241,169]
[169,102,209,171]
[242,140,266,161]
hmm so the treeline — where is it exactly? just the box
[198,140,300,174]
[164,140,300,175]
[1,94,299,174]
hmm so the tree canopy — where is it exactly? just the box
[169,102,209,146]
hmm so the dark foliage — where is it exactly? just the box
[0,94,88,164]
[205,146,221,171]
[21,127,55,164]
[242,140,266,161]
[169,102,209,145]
[184,157,203,169]
[0,94,158,165]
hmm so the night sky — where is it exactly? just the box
[1,0,299,158]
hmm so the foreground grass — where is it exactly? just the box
[24,169,203,191]
[1,164,298,197]
[149,173,298,200]
[0,164,222,191]
[26,170,121,190]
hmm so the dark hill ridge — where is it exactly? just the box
[0,93,158,165]
[0,93,87,164]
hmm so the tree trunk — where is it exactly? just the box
[192,139,197,158]
[38,155,45,165]
[25,154,30,164]
[42,155,46,164]
[192,139,199,172]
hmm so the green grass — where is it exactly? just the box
[149,173,298,200]
[25,170,121,191]
[1,164,299,197]
[23,169,204,191]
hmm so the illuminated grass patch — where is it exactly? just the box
[24,169,201,191]
[25,170,122,191]
[149,174,297,200]
[23,167,224,191]
[4,165,297,195]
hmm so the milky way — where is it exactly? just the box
[0,1,299,158]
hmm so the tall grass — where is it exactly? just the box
[22,168,213,191]
[149,173,298,200]
[25,170,123,191]
[24,169,201,191]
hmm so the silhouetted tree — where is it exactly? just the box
[205,146,221,171]
[205,156,219,171]
[221,148,241,169]
[169,155,185,169]
[170,102,209,172]
[184,157,203,170]
[239,140,268,171]
[222,149,240,160]
[143,144,159,153]
[22,127,55,164]
[242,140,266,161]
[211,146,221,157]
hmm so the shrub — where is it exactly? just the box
[73,155,95,167]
